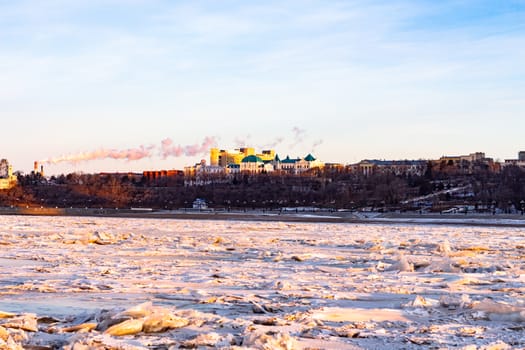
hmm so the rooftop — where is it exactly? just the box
[304,154,316,162]
[241,155,264,163]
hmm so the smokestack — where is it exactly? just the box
[34,161,39,174]
[40,165,44,177]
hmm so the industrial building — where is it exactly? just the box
[33,161,45,177]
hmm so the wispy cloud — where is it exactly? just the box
[3,1,523,90]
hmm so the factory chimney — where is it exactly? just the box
[33,161,44,177]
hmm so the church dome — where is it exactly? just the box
[241,155,263,163]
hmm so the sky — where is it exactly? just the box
[1,0,524,175]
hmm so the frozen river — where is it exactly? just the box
[0,215,524,349]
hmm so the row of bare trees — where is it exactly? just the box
[1,164,525,211]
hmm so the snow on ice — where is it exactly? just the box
[0,215,524,349]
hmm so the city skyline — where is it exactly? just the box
[1,1,524,175]
[9,147,525,177]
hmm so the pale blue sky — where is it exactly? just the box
[1,0,524,175]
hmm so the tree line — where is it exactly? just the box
[1,163,525,212]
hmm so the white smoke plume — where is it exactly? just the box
[41,145,155,164]
[290,126,306,149]
[311,139,324,153]
[234,135,252,148]
[260,136,284,150]
[160,136,217,159]
[41,137,217,165]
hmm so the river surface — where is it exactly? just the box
[0,215,524,349]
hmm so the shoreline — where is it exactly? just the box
[2,206,525,227]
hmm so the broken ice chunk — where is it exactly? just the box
[386,254,414,272]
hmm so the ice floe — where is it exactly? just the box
[0,215,524,348]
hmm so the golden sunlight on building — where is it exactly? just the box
[208,147,324,175]
[0,159,17,190]
[210,148,276,167]
[184,147,324,182]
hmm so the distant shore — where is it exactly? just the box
[2,206,525,227]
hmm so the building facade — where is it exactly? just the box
[210,148,276,167]
[503,151,525,169]
[208,146,324,174]
[240,155,266,173]
[0,159,17,190]
[273,153,324,174]
[351,159,427,176]
[184,159,226,185]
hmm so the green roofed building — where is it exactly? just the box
[274,154,324,174]
[304,154,316,162]
[240,155,274,173]
[241,155,264,163]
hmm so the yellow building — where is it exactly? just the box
[210,147,275,167]
[0,159,17,190]
[257,149,275,162]
[208,147,322,174]
[210,148,220,166]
